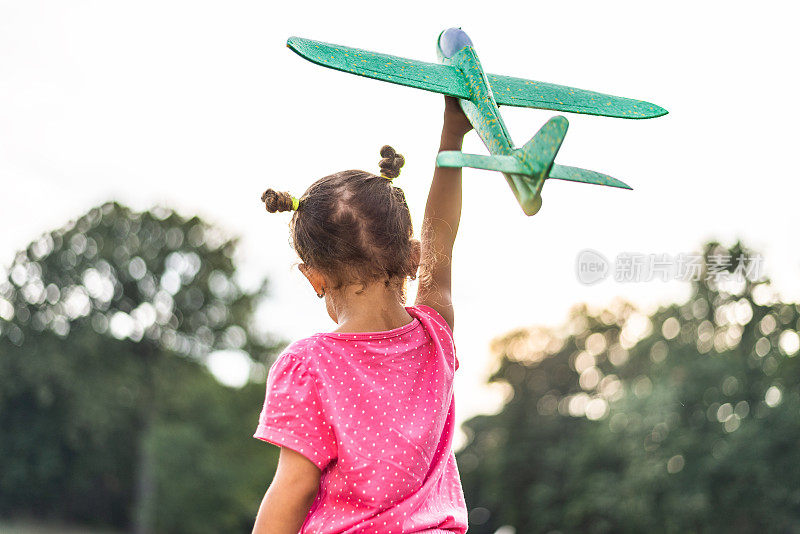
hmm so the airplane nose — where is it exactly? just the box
[438,27,474,58]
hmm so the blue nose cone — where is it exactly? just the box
[438,27,474,59]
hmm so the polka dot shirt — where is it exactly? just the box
[254,305,468,533]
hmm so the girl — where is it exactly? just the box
[252,96,472,534]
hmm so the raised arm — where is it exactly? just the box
[415,96,472,331]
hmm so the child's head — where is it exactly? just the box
[262,146,421,299]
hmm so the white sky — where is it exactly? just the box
[1,1,798,435]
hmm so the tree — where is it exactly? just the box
[0,203,282,532]
[458,242,800,533]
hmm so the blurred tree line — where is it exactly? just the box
[3,203,800,534]
[458,242,800,533]
[0,203,282,533]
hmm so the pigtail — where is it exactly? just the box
[379,145,405,180]
[261,189,298,213]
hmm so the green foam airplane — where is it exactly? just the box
[287,28,667,216]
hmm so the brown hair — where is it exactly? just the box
[261,146,418,289]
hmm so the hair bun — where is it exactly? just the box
[379,145,405,180]
[261,189,296,213]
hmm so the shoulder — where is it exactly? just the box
[283,335,329,359]
[408,304,459,371]
[408,304,454,337]
[269,335,330,379]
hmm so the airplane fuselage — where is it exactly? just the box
[436,28,543,213]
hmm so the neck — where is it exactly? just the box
[329,279,412,334]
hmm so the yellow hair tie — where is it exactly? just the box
[291,196,300,211]
[381,173,393,181]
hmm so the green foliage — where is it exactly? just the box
[0,203,281,532]
[0,325,142,525]
[144,362,277,534]
[458,242,800,533]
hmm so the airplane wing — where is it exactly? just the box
[487,73,667,119]
[548,164,632,189]
[287,37,470,98]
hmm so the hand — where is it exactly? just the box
[442,96,473,140]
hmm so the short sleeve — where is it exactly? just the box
[254,352,337,470]
[410,304,459,371]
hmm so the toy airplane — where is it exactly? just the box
[287,28,667,216]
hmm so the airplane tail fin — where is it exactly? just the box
[434,115,629,216]
[436,152,634,191]
[515,115,569,176]
[435,116,569,177]
[548,164,632,190]
[517,118,632,190]
[435,152,527,174]
[435,151,542,215]
[435,116,568,217]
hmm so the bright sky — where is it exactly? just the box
[2,1,798,437]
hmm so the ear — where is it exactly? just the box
[298,263,326,295]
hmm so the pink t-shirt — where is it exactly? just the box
[254,304,468,533]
